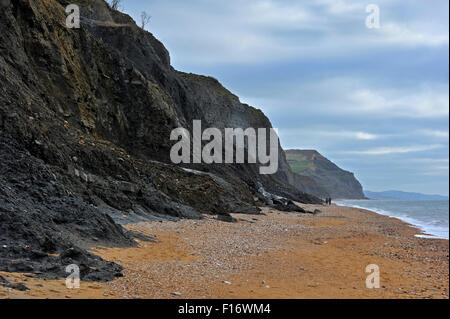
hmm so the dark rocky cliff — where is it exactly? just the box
[286,150,365,199]
[0,0,322,281]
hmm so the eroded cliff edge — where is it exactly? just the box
[0,0,322,282]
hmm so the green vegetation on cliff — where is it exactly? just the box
[286,150,365,199]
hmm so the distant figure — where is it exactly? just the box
[329,198,332,205]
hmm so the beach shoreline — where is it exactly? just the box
[334,199,449,240]
[1,204,448,299]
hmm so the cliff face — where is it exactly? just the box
[0,0,321,281]
[286,150,365,199]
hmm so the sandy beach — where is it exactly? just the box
[1,204,448,299]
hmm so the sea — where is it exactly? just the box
[335,199,449,240]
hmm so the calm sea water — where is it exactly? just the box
[335,199,449,239]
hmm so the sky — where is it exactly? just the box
[120,0,449,196]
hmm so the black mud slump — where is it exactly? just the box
[0,138,129,282]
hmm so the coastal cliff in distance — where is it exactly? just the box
[365,190,449,201]
[286,150,365,199]
[0,0,321,282]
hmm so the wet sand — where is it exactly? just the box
[1,204,448,299]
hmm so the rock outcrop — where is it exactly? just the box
[286,150,365,199]
[0,0,322,281]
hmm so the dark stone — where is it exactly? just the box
[231,205,261,215]
[0,275,29,291]
[272,200,307,213]
[217,214,237,223]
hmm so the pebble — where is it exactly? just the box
[172,292,182,296]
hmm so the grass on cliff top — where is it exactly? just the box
[286,152,314,174]
[287,159,310,173]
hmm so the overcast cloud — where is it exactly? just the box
[122,0,449,196]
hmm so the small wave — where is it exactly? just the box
[335,201,449,240]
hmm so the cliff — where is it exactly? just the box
[0,0,321,282]
[286,150,365,199]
